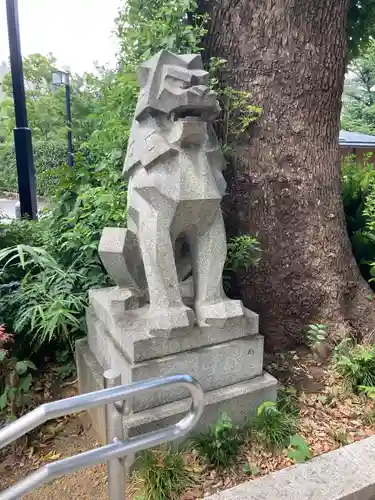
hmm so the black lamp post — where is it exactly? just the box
[52,70,73,166]
[6,0,37,219]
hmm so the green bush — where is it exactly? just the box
[252,399,298,450]
[0,245,86,355]
[134,448,194,500]
[194,412,243,469]
[333,340,375,388]
[341,154,375,284]
[0,149,127,360]
[0,140,67,197]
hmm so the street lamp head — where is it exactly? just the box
[52,70,69,86]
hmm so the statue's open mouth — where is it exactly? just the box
[171,107,204,121]
[170,105,216,122]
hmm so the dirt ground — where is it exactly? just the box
[0,413,111,499]
[1,348,375,499]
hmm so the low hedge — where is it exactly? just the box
[0,140,67,197]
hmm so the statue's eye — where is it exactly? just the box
[165,75,190,89]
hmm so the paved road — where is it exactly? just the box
[0,198,48,219]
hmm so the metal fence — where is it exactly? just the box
[0,372,204,500]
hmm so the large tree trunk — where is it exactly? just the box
[200,0,375,350]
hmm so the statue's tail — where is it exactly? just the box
[99,227,146,297]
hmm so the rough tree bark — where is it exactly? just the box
[199,0,375,349]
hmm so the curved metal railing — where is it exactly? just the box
[0,372,204,500]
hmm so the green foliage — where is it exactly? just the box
[277,387,300,416]
[342,40,375,134]
[333,340,375,389]
[341,155,375,284]
[0,325,36,420]
[287,435,311,463]
[0,245,86,354]
[209,57,262,156]
[134,448,194,500]
[55,349,77,380]
[12,268,86,353]
[306,324,328,347]
[347,1,375,60]
[358,384,375,398]
[252,399,298,451]
[0,140,69,196]
[226,235,262,273]
[0,218,44,251]
[0,0,263,369]
[116,0,208,67]
[0,53,99,145]
[194,412,243,469]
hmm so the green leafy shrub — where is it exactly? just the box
[0,140,67,196]
[226,235,262,272]
[209,57,262,156]
[0,325,36,420]
[194,412,243,469]
[252,399,298,450]
[224,235,262,293]
[134,448,194,500]
[341,155,375,284]
[0,245,86,355]
[333,341,375,388]
[0,218,44,251]
[306,324,328,347]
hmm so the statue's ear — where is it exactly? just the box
[138,66,151,88]
[179,54,204,70]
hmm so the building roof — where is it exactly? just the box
[339,130,375,148]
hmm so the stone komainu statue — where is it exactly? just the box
[99,50,244,333]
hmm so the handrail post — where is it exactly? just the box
[103,369,125,500]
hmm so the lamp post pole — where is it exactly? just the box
[65,76,73,166]
[6,0,37,219]
[52,70,73,166]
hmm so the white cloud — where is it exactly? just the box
[0,0,122,73]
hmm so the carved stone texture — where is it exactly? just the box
[99,50,244,334]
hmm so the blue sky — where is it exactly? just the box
[0,0,122,73]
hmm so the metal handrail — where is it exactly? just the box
[0,372,204,500]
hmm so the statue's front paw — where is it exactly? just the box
[195,300,244,328]
[144,305,195,337]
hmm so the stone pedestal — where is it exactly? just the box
[77,287,277,444]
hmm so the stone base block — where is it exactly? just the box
[88,310,265,411]
[76,338,278,445]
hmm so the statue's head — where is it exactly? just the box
[134,50,220,122]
